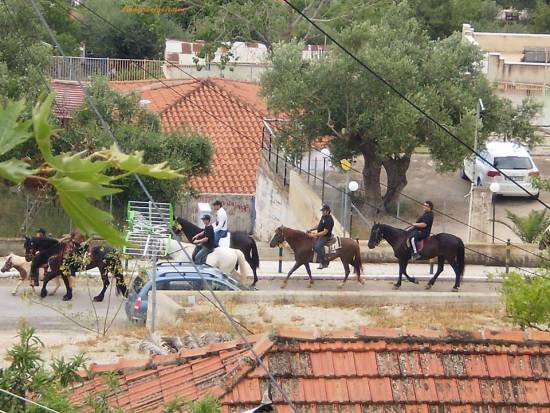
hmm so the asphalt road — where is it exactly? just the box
[0,276,499,332]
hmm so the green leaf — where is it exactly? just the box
[108,144,182,180]
[0,100,32,156]
[51,151,112,183]
[32,93,62,166]
[0,159,36,183]
[50,176,126,246]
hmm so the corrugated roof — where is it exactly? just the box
[71,327,550,412]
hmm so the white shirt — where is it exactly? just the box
[214,207,228,232]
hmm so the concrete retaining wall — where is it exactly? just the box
[0,238,25,256]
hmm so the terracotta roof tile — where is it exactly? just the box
[72,327,550,412]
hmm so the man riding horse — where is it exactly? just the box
[410,200,434,260]
[308,204,334,269]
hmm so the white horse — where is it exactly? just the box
[159,238,253,284]
[1,253,60,296]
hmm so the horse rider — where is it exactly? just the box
[192,214,216,265]
[29,230,57,287]
[308,204,335,269]
[212,200,228,247]
[410,200,434,260]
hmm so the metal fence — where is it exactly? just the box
[49,56,165,81]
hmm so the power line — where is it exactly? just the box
[50,0,543,277]
[63,0,550,267]
[280,0,550,210]
[28,1,298,411]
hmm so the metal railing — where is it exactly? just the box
[49,56,165,81]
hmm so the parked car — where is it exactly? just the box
[125,262,247,323]
[462,141,540,198]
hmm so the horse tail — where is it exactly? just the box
[353,242,363,276]
[235,249,252,284]
[457,238,465,283]
[249,236,260,270]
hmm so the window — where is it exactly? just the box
[205,279,233,291]
[494,156,533,170]
[168,279,204,291]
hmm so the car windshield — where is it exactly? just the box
[494,156,532,170]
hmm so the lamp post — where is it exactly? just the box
[321,148,331,204]
[348,181,359,236]
[340,159,352,236]
[467,98,485,242]
[490,182,500,243]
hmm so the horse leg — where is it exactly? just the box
[402,261,418,284]
[281,262,301,289]
[394,260,405,289]
[93,267,109,302]
[338,261,350,289]
[50,274,61,295]
[61,275,72,301]
[450,260,460,292]
[304,262,314,288]
[12,279,22,296]
[115,269,128,298]
[251,267,258,288]
[426,256,445,290]
[40,271,54,298]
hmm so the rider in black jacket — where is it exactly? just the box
[410,200,434,260]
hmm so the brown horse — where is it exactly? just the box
[269,225,363,288]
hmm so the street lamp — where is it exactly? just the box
[467,98,486,242]
[490,182,500,243]
[320,148,331,203]
[347,181,359,236]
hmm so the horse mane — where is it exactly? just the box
[283,226,310,241]
[176,217,202,241]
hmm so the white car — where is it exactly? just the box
[462,141,540,198]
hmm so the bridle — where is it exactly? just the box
[372,225,383,246]
[274,226,286,246]
[1,256,12,272]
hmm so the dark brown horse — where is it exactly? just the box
[367,223,465,291]
[269,225,363,288]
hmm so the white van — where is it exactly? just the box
[462,141,540,198]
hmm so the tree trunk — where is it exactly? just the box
[382,155,411,212]
[357,139,383,216]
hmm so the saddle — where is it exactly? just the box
[325,236,342,253]
[406,235,433,252]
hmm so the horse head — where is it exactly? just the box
[1,255,13,272]
[368,223,383,249]
[269,226,285,248]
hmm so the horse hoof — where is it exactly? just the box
[307,283,313,289]
[280,283,287,290]
[425,283,433,290]
[392,284,401,290]
[40,289,47,298]
[358,279,365,285]
[62,295,72,301]
[411,278,419,284]
[11,292,16,296]
[93,296,104,302]
[337,283,344,290]
[452,287,459,293]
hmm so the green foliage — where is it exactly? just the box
[0,93,181,246]
[60,78,212,207]
[501,271,550,330]
[260,2,540,210]
[186,394,222,413]
[0,325,85,412]
[498,209,550,243]
[78,0,181,59]
[530,1,550,33]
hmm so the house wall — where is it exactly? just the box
[177,194,255,234]
[163,63,268,82]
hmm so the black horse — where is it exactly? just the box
[173,217,260,286]
[367,223,465,291]
[25,236,127,302]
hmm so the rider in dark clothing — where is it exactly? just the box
[192,215,216,265]
[410,200,434,260]
[29,236,59,286]
[308,204,335,269]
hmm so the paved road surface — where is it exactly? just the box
[0,271,500,333]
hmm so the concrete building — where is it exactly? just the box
[163,40,325,82]
[462,23,550,125]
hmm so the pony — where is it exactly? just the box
[269,225,363,289]
[173,217,260,286]
[161,238,253,284]
[1,253,60,296]
[367,223,465,291]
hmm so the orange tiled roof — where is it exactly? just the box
[71,327,550,412]
[51,78,267,194]
[50,80,87,119]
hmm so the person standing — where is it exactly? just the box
[308,204,335,269]
[410,200,434,260]
[192,215,216,264]
[212,200,228,247]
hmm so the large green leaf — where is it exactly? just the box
[108,144,182,179]
[32,93,62,166]
[0,159,36,183]
[0,100,32,156]
[50,176,126,246]
[50,151,112,183]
